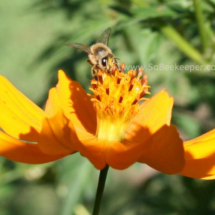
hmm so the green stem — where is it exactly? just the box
[193,0,208,53]
[92,165,109,215]
[160,24,207,65]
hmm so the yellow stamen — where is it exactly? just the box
[90,64,150,142]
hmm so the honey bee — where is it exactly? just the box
[65,28,119,76]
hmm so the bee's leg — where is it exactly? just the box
[87,59,94,66]
[91,68,97,76]
[114,58,121,72]
[91,66,98,80]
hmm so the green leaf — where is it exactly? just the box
[116,5,177,29]
[59,156,95,215]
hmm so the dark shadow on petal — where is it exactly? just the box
[67,81,97,134]
[123,124,184,174]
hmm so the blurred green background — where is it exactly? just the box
[1,0,215,214]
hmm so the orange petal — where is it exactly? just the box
[126,89,173,143]
[201,175,215,180]
[46,70,96,134]
[180,128,215,179]
[38,88,77,155]
[106,90,180,171]
[106,139,148,170]
[106,121,152,169]
[138,125,184,174]
[0,75,45,141]
[73,128,107,170]
[107,125,184,172]
[0,131,66,164]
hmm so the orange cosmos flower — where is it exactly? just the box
[0,65,214,179]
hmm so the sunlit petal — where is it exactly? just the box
[0,131,65,164]
[0,75,45,141]
[201,175,215,180]
[126,89,173,143]
[180,128,215,179]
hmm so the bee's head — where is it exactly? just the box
[98,54,115,71]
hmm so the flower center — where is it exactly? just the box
[90,64,150,142]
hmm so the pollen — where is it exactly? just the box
[90,64,150,142]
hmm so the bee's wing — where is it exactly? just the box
[97,28,111,45]
[65,43,92,54]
